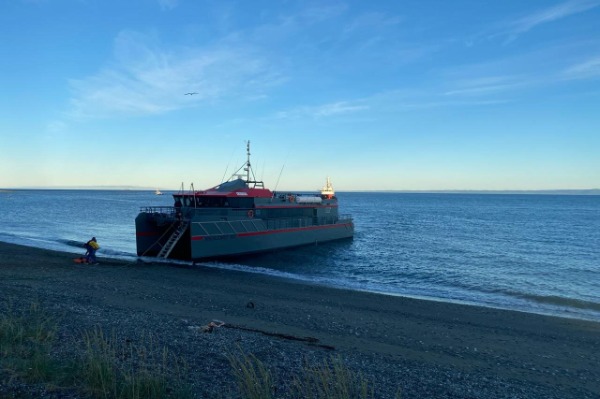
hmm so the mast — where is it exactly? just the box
[227,140,264,188]
[245,140,251,183]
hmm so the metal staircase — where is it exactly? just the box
[157,221,189,259]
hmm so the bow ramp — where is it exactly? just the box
[157,221,189,258]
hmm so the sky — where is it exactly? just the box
[0,0,599,191]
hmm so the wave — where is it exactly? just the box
[57,238,87,249]
[517,293,600,312]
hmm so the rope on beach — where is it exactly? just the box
[200,319,335,350]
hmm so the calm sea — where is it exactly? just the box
[1,190,599,321]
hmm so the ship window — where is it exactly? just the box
[242,221,258,232]
[230,221,246,232]
[201,223,221,235]
[216,222,235,234]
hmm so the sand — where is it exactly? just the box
[0,241,599,398]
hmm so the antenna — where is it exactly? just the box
[274,164,285,192]
[245,140,251,183]
[221,147,237,183]
[274,146,292,192]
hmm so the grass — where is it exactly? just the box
[78,327,191,399]
[2,301,399,399]
[0,301,58,383]
[290,357,375,399]
[0,301,191,399]
[228,349,395,399]
[228,351,275,399]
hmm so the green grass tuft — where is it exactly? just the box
[228,350,275,399]
[229,350,394,399]
[290,357,375,399]
[0,301,192,399]
[0,301,58,383]
[77,327,191,399]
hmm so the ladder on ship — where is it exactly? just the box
[157,221,189,259]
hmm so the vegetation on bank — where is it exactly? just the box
[228,350,387,399]
[0,301,191,399]
[1,301,395,399]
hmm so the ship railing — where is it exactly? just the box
[141,206,353,228]
[141,206,230,218]
[264,215,349,230]
[140,206,176,215]
[265,217,313,230]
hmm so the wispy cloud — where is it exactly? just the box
[68,30,282,118]
[314,101,369,117]
[489,0,600,43]
[158,0,178,11]
[511,0,598,33]
[342,12,402,35]
[443,75,526,96]
[563,56,600,79]
[364,89,512,111]
[274,100,369,120]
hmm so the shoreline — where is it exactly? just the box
[1,241,599,398]
[6,235,599,324]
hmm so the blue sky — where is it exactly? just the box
[1,0,599,191]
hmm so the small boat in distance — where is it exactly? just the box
[155,189,164,195]
[136,142,354,261]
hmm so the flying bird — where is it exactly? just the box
[185,92,198,95]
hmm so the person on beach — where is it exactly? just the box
[84,237,99,264]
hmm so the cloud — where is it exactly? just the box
[46,120,67,133]
[274,100,369,120]
[314,101,369,117]
[158,0,178,11]
[296,3,348,24]
[365,89,512,111]
[342,12,402,35]
[68,31,282,118]
[488,0,600,43]
[563,56,600,79]
[510,0,598,33]
[443,75,526,96]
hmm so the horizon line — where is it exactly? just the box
[1,187,599,195]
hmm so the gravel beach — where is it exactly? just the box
[1,241,599,398]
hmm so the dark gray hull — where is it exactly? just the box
[136,211,353,261]
[190,220,353,259]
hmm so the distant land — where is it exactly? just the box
[355,189,600,195]
[1,187,599,195]
[0,186,157,191]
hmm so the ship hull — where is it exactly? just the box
[189,221,354,260]
[135,212,353,261]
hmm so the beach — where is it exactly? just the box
[0,241,599,398]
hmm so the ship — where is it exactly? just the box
[135,142,354,261]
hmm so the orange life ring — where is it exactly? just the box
[289,195,295,203]
[247,210,254,218]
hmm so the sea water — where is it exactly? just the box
[0,190,599,321]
